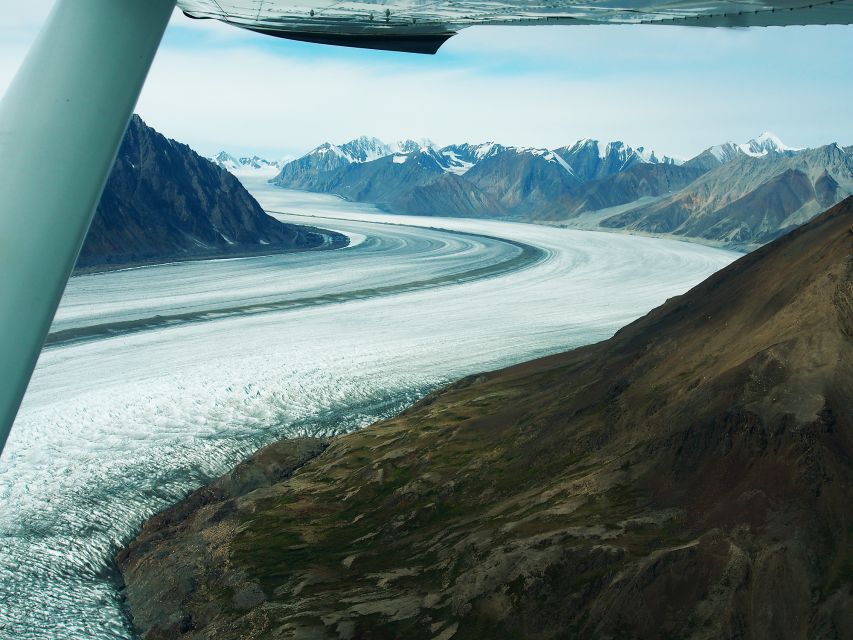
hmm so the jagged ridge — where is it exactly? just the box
[268,133,852,247]
[77,116,346,272]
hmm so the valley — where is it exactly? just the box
[120,195,853,640]
[0,185,735,639]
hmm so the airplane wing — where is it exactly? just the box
[177,0,853,53]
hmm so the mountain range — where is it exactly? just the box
[76,116,346,272]
[601,143,851,245]
[269,133,853,248]
[118,196,853,639]
[208,151,286,178]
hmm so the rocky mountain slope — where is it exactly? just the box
[270,133,851,248]
[272,136,439,191]
[76,116,346,272]
[552,138,679,182]
[541,162,707,220]
[461,147,582,214]
[118,198,853,639]
[602,143,853,245]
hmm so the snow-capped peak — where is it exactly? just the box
[395,138,437,154]
[471,142,504,160]
[739,132,800,157]
[603,140,627,160]
[430,142,508,175]
[690,134,801,167]
[209,151,283,177]
[214,151,238,164]
[545,151,575,175]
[504,147,575,175]
[565,138,606,160]
[562,138,679,165]
[706,142,742,163]
[285,133,688,181]
[304,137,394,163]
[338,136,394,163]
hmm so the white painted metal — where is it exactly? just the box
[0,0,176,455]
[177,0,853,38]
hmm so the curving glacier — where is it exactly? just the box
[0,181,737,639]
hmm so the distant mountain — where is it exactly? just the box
[271,136,393,190]
[77,115,346,272]
[119,197,853,640]
[683,142,745,172]
[389,171,506,218]
[553,138,680,182]
[601,143,853,246]
[684,132,801,171]
[461,147,581,214]
[270,137,676,218]
[302,147,504,218]
[440,142,508,170]
[268,132,850,248]
[210,152,284,177]
[741,131,800,156]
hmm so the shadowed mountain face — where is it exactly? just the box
[541,163,706,220]
[76,116,345,271]
[118,199,853,639]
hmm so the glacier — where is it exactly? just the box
[0,180,737,638]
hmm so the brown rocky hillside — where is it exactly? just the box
[118,198,853,639]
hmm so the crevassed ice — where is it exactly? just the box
[0,182,737,639]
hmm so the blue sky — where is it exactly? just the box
[2,3,853,160]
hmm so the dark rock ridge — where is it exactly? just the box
[270,133,852,248]
[118,198,853,639]
[76,115,346,272]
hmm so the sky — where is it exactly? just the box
[2,2,853,161]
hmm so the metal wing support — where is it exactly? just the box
[0,0,176,456]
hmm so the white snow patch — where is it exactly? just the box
[549,152,576,175]
[738,131,801,157]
